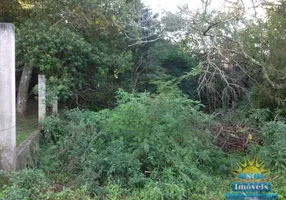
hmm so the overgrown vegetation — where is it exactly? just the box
[2,0,286,199]
[38,89,229,197]
[2,89,286,199]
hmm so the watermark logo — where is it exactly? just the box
[225,155,278,200]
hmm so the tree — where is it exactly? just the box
[0,0,22,22]
[16,0,154,114]
[141,40,198,96]
[247,0,286,109]
[115,2,162,47]
[124,7,162,92]
[162,0,286,110]
[16,21,97,115]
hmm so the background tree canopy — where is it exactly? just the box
[3,0,286,113]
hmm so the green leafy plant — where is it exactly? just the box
[0,169,48,200]
[259,121,286,171]
[39,89,231,198]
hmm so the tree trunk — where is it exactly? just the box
[17,64,33,117]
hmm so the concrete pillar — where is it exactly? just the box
[0,23,16,171]
[52,99,58,115]
[38,75,46,122]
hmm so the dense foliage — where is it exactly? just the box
[38,90,229,197]
[2,0,286,199]
[2,90,286,199]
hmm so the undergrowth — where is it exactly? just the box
[37,89,232,198]
[1,89,286,199]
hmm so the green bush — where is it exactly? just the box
[0,169,92,200]
[0,169,48,200]
[258,121,286,171]
[39,89,230,198]
[7,90,286,199]
[44,186,92,200]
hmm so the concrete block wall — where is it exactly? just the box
[16,130,40,170]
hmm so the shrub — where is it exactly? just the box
[39,89,232,198]
[0,170,92,200]
[0,169,48,200]
[258,121,286,171]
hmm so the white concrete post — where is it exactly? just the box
[52,99,58,115]
[38,75,46,122]
[0,23,16,171]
